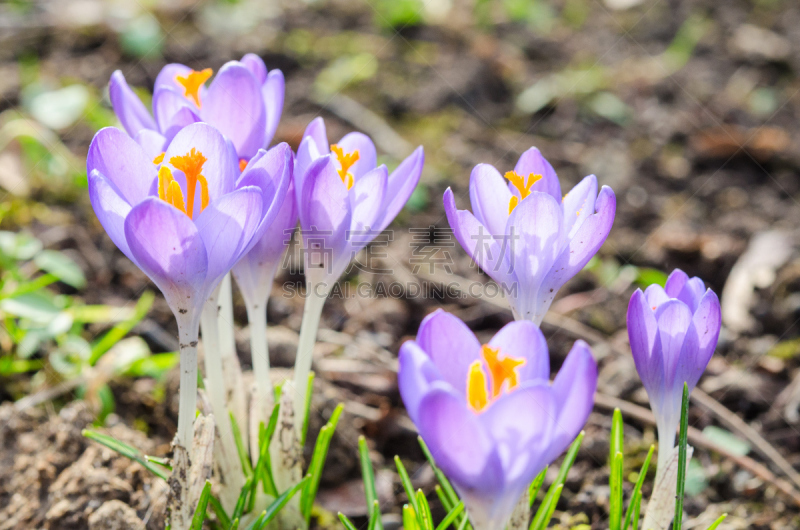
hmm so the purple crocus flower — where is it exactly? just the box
[109,54,284,164]
[627,269,721,471]
[87,122,291,444]
[294,117,424,287]
[444,148,616,324]
[398,309,597,529]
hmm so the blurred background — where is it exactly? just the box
[2,0,800,528]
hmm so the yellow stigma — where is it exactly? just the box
[465,345,526,413]
[153,152,165,164]
[505,171,542,214]
[330,144,359,190]
[158,148,210,218]
[175,68,213,107]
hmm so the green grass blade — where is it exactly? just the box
[403,505,419,530]
[395,455,420,515]
[418,436,469,529]
[229,412,253,478]
[209,495,231,529]
[339,513,358,530]
[82,429,169,481]
[301,372,315,446]
[674,383,690,530]
[528,466,548,508]
[435,501,464,530]
[256,476,309,528]
[367,500,382,530]
[89,291,154,365]
[435,485,453,512]
[258,404,280,496]
[359,436,383,530]
[530,432,583,530]
[231,476,254,523]
[416,490,434,530]
[301,403,344,520]
[622,444,654,530]
[229,518,239,530]
[190,480,212,530]
[457,515,469,530]
[630,493,641,530]
[705,514,727,530]
[609,408,624,530]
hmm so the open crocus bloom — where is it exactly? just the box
[398,309,597,530]
[444,148,616,324]
[87,122,291,329]
[109,53,284,163]
[627,269,721,465]
[294,117,424,288]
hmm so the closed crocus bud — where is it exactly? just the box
[444,147,616,324]
[398,310,597,530]
[627,269,721,473]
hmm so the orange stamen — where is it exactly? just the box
[153,152,165,164]
[481,345,526,398]
[330,144,359,190]
[505,171,542,213]
[169,148,208,218]
[175,68,212,107]
[467,360,490,413]
[239,158,248,172]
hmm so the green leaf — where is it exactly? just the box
[0,231,42,260]
[359,436,383,530]
[338,513,358,530]
[302,372,315,446]
[1,292,60,323]
[530,484,562,530]
[701,426,750,457]
[674,383,690,530]
[301,403,344,521]
[530,432,583,530]
[435,502,464,530]
[34,250,85,288]
[418,437,461,517]
[231,476,254,523]
[367,500,382,530]
[403,505,419,530]
[209,495,231,529]
[125,352,179,378]
[82,429,169,480]
[609,409,624,530]
[395,455,420,515]
[528,466,548,508]
[89,291,154,365]
[622,445,653,530]
[255,476,309,528]
[705,514,728,530]
[230,412,253,478]
[190,481,213,530]
[416,490,433,530]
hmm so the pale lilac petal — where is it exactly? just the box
[237,143,293,233]
[416,309,481,394]
[398,341,445,424]
[665,269,706,313]
[348,165,387,253]
[690,289,721,374]
[673,319,701,391]
[444,188,512,287]
[163,122,238,207]
[337,132,376,180]
[109,70,156,136]
[546,340,597,461]
[202,61,266,158]
[152,87,200,140]
[87,127,156,205]
[470,163,513,238]
[88,170,133,261]
[135,129,168,162]
[561,174,598,238]
[644,284,670,309]
[416,385,503,493]
[506,192,564,320]
[627,289,660,389]
[486,320,549,383]
[194,187,263,284]
[480,382,555,484]
[124,198,208,317]
[374,146,424,232]
[294,136,322,204]
[240,53,267,84]
[655,300,694,387]
[538,186,615,316]
[263,69,285,147]
[303,117,329,154]
[664,269,689,298]
[513,147,561,201]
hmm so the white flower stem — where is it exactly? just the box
[292,281,328,437]
[654,421,677,489]
[217,274,237,361]
[176,316,199,448]
[246,299,273,402]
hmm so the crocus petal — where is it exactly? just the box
[486,320,549,383]
[480,382,555,484]
[374,146,424,232]
[665,269,706,312]
[240,53,267,84]
[87,127,156,205]
[655,300,694,387]
[194,187,263,284]
[416,309,482,393]
[135,129,168,162]
[163,122,238,206]
[88,170,133,261]
[153,88,200,140]
[303,117,329,155]
[109,70,156,136]
[294,136,322,204]
[644,284,670,309]
[202,61,266,159]
[263,69,285,146]
[538,186,616,318]
[689,289,721,378]
[627,290,659,385]
[416,385,503,493]
[506,192,564,320]
[444,188,512,287]
[124,198,208,317]
[469,163,513,238]
[673,319,701,392]
[547,340,597,461]
[337,132,377,181]
[397,341,445,424]
[513,147,561,201]
[561,174,598,238]
[348,165,387,253]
